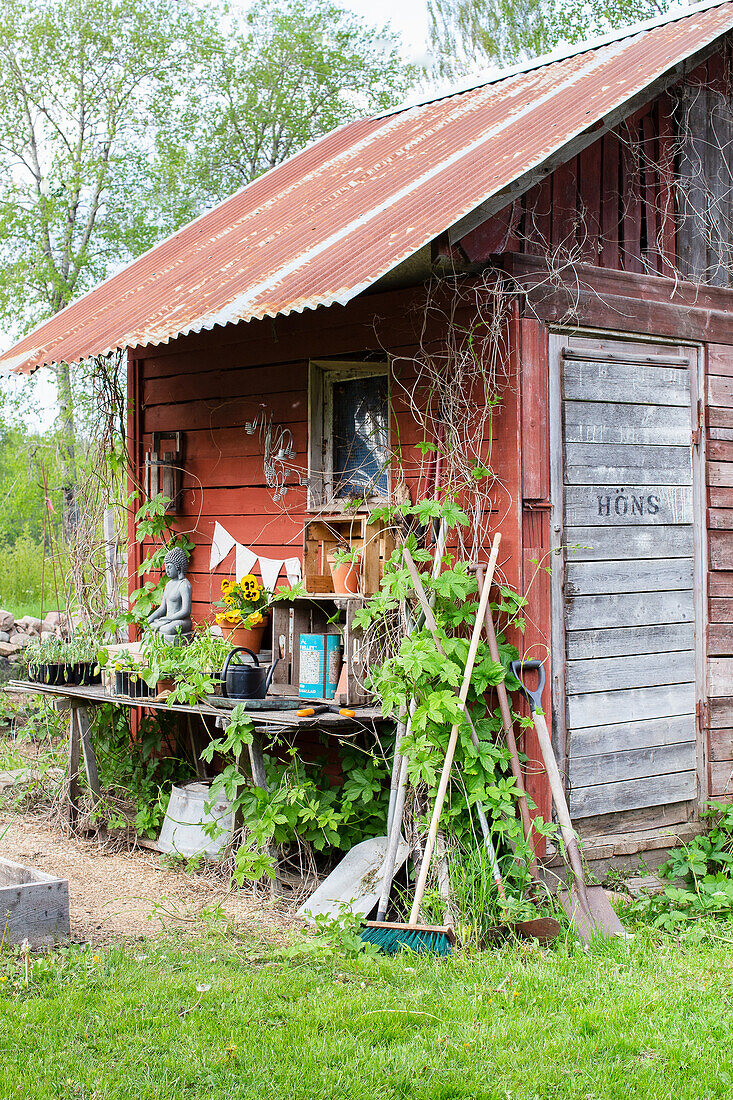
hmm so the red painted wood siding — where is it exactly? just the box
[706,344,733,801]
[458,94,679,277]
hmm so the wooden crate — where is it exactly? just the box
[0,857,70,947]
[270,595,370,706]
[303,513,394,596]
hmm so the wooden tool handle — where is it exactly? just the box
[476,576,540,880]
[409,533,501,927]
[530,711,591,910]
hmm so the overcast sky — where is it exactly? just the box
[342,0,433,66]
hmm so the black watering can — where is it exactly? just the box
[220,647,279,700]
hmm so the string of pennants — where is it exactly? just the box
[209,521,301,592]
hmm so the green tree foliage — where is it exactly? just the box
[155,0,415,219]
[0,0,414,539]
[428,0,672,76]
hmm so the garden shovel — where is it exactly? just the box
[511,659,627,943]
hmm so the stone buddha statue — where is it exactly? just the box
[147,546,193,643]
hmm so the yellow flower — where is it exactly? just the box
[246,611,264,627]
[215,612,226,625]
[240,574,261,600]
[220,579,232,594]
[225,610,241,623]
[223,595,235,606]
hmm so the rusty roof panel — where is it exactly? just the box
[3,0,733,372]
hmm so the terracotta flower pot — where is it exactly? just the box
[222,622,266,653]
[327,554,361,595]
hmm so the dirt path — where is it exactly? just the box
[1,811,299,945]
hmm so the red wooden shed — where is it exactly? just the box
[4,0,733,862]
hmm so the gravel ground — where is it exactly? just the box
[1,809,300,945]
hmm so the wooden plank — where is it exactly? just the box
[657,96,677,273]
[520,320,549,499]
[708,658,733,696]
[708,727,733,762]
[709,487,733,509]
[564,442,691,485]
[708,462,733,488]
[564,485,692,527]
[707,508,733,530]
[566,589,694,632]
[567,681,694,730]
[708,623,733,655]
[0,877,70,948]
[677,82,709,283]
[706,86,731,288]
[75,707,101,806]
[620,119,643,274]
[571,713,695,757]
[708,572,733,597]
[600,132,620,269]
[709,345,733,377]
[578,141,601,264]
[710,598,733,622]
[642,112,660,273]
[710,760,733,796]
[566,622,695,659]
[66,708,81,828]
[709,697,733,727]
[565,557,693,596]
[570,741,697,787]
[567,650,694,695]
[565,524,694,561]
[562,360,690,406]
[708,375,733,408]
[710,531,733,569]
[569,770,696,818]
[708,407,733,429]
[551,157,578,250]
[706,439,733,462]
[563,401,691,446]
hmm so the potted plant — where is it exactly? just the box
[327,546,362,595]
[214,573,270,652]
[25,631,103,686]
[110,651,157,700]
[66,630,103,686]
[25,635,72,686]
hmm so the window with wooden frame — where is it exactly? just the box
[308,361,390,508]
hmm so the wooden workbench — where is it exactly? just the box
[5,680,385,832]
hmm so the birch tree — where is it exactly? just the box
[0,0,214,536]
[428,0,672,77]
[0,0,414,539]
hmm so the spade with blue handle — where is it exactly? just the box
[511,659,627,942]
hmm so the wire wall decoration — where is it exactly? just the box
[245,406,304,501]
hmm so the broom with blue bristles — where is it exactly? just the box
[361,533,501,955]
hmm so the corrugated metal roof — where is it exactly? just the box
[4,0,733,373]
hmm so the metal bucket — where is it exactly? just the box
[157,781,233,859]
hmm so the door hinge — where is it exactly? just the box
[692,398,704,449]
[695,698,708,735]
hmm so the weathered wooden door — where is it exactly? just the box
[550,334,703,825]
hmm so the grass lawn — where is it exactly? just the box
[2,923,733,1099]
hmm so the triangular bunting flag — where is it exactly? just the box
[210,522,236,570]
[235,543,258,580]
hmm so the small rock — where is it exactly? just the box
[11,632,34,647]
[42,618,60,634]
[0,641,19,657]
[0,630,9,643]
[40,630,55,640]
[43,610,64,627]
[24,617,42,634]
[0,609,14,632]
